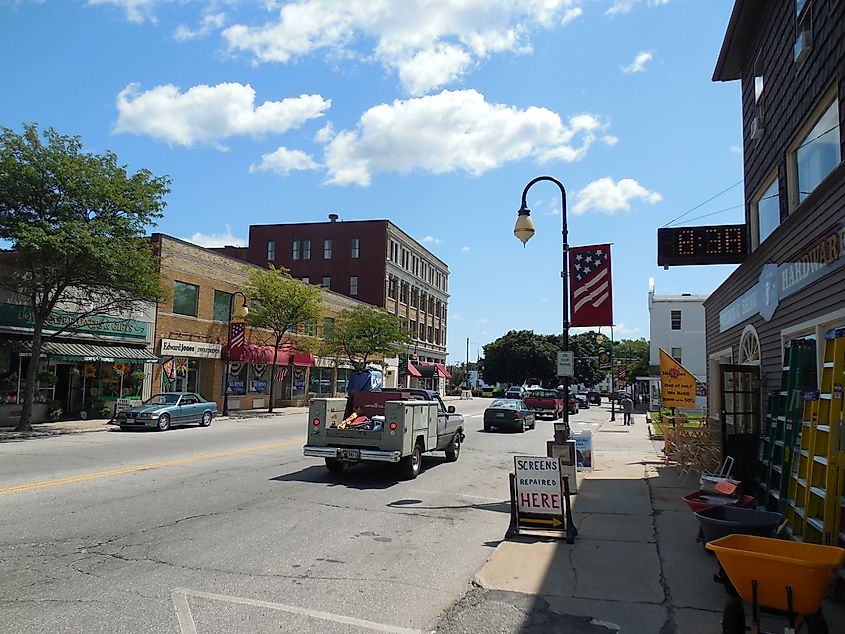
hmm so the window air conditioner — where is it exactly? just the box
[794,29,812,64]
[750,114,763,141]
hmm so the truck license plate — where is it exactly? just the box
[496,412,504,418]
[341,448,360,460]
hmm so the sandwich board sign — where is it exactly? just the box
[512,456,566,533]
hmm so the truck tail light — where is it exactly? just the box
[513,412,521,419]
[389,422,398,430]
[312,418,321,427]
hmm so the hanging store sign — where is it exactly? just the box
[160,339,222,359]
[0,305,148,339]
[719,223,845,332]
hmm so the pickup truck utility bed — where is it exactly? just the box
[523,388,563,420]
[304,389,464,479]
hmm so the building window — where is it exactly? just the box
[671,310,682,330]
[434,328,440,345]
[419,323,425,339]
[301,277,310,284]
[324,239,332,260]
[322,317,334,340]
[387,277,396,299]
[305,319,317,337]
[213,290,232,322]
[390,241,399,262]
[671,347,682,364]
[267,240,275,262]
[789,94,840,209]
[302,239,311,260]
[400,282,408,304]
[796,0,807,14]
[351,238,360,259]
[410,320,417,337]
[412,256,419,277]
[349,276,358,296]
[322,276,331,289]
[739,325,761,364]
[292,240,301,261]
[427,325,433,342]
[173,281,198,317]
[410,287,418,308]
[401,249,409,269]
[751,176,780,248]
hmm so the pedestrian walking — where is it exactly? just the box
[621,394,634,425]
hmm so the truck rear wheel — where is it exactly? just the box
[445,433,461,462]
[400,443,422,479]
[325,458,345,473]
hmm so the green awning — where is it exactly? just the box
[11,340,158,363]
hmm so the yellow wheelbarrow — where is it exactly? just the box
[706,534,844,633]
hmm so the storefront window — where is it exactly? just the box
[248,364,269,394]
[336,368,349,394]
[224,362,246,396]
[309,366,333,398]
[291,366,306,401]
[161,358,201,393]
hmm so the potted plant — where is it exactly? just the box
[38,369,58,386]
[46,400,63,421]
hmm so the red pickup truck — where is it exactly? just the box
[523,388,563,420]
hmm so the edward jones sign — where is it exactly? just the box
[160,339,222,359]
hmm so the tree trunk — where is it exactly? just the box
[16,323,44,432]
[268,335,281,413]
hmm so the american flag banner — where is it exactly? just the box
[229,322,246,355]
[568,244,613,327]
[273,365,288,383]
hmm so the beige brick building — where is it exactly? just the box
[150,234,379,412]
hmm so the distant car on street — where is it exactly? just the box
[586,390,601,405]
[575,392,590,409]
[483,398,536,433]
[504,386,526,399]
[115,392,217,431]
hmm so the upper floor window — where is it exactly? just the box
[412,256,419,276]
[324,239,332,260]
[410,287,419,308]
[267,240,275,262]
[322,317,335,340]
[351,238,360,259]
[213,290,232,322]
[390,241,399,262]
[349,276,358,296]
[302,239,311,260]
[173,281,198,317]
[387,277,396,299]
[401,249,409,269]
[322,276,331,289]
[419,323,425,339]
[789,93,840,209]
[301,277,310,284]
[292,240,301,260]
[751,176,780,249]
[400,282,408,304]
[796,0,807,14]
[671,347,683,364]
[427,325,433,342]
[671,310,682,330]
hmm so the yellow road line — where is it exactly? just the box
[0,439,301,496]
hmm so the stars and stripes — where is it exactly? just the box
[229,322,246,354]
[568,243,613,327]
[273,365,288,383]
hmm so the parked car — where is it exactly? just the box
[483,398,536,432]
[575,392,590,409]
[568,394,579,414]
[523,388,563,419]
[114,392,217,431]
[586,390,601,405]
[504,385,526,399]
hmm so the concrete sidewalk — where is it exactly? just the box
[439,406,845,633]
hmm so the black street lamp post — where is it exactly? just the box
[222,291,249,417]
[514,175,570,439]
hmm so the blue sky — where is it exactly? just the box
[1,0,743,363]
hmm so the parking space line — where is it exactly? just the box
[0,439,300,496]
[172,588,425,633]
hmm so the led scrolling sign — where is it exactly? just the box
[657,224,748,267]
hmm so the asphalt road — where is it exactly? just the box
[0,398,575,634]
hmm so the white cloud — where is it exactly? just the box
[730,145,742,154]
[478,318,490,325]
[621,51,652,73]
[174,12,226,41]
[460,246,471,252]
[250,146,319,175]
[314,122,334,143]
[572,177,661,214]
[603,135,619,146]
[114,82,330,147]
[182,225,246,248]
[320,89,606,186]
[607,0,671,16]
[87,0,169,23]
[421,235,443,245]
[222,1,584,94]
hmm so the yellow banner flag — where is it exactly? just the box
[659,348,697,408]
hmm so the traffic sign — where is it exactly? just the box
[556,351,574,377]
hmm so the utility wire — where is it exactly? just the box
[662,180,743,228]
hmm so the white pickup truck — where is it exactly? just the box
[303,389,464,479]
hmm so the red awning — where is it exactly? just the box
[227,344,290,365]
[279,344,315,367]
[435,363,452,379]
[407,360,422,377]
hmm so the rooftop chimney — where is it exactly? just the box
[328,213,339,223]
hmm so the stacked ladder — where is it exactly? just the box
[760,340,815,513]
[786,327,845,546]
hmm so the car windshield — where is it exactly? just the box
[491,399,518,409]
[144,394,180,405]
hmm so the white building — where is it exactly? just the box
[648,280,708,410]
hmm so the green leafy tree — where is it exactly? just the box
[614,338,650,389]
[319,305,409,374]
[0,124,169,431]
[483,330,558,386]
[245,265,323,412]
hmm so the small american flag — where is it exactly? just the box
[569,244,613,327]
[274,365,288,383]
[229,322,246,353]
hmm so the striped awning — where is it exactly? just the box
[11,340,158,363]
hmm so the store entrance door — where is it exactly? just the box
[719,364,761,494]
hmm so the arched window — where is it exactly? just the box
[739,325,761,364]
